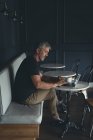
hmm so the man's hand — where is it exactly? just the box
[56,78,66,87]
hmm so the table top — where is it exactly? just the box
[56,81,89,92]
[44,70,76,78]
[40,63,65,69]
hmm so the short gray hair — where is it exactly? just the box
[38,42,51,50]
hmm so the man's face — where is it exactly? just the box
[38,47,50,61]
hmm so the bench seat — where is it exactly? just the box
[0,53,43,140]
[0,102,43,124]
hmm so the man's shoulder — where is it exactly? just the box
[22,55,34,65]
[26,55,35,62]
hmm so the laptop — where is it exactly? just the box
[72,74,81,87]
[64,74,81,87]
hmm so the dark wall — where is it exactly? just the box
[0,0,93,76]
[26,0,93,62]
[62,0,93,75]
[25,0,64,63]
[26,0,58,44]
[25,0,93,74]
[64,0,93,43]
[0,0,26,70]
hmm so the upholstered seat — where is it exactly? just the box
[0,53,43,140]
[0,102,43,124]
[0,53,43,125]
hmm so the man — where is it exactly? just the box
[13,42,65,124]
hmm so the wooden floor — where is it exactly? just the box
[38,120,91,140]
[38,92,93,140]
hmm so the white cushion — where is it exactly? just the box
[0,53,44,125]
[0,53,26,115]
[0,68,11,115]
[0,102,43,124]
[11,53,26,80]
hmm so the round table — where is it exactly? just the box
[44,70,76,78]
[56,81,89,138]
[56,81,89,91]
[40,63,65,69]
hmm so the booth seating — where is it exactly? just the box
[0,53,43,140]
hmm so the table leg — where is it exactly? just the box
[61,92,80,139]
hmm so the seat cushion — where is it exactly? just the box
[0,102,43,124]
[11,53,26,80]
[0,68,12,115]
[0,53,26,115]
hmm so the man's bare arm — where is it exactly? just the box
[31,75,66,89]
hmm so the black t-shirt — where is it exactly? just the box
[13,55,40,103]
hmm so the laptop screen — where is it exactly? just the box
[64,74,81,87]
[73,74,81,87]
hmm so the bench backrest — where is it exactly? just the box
[0,53,26,115]
[11,53,26,80]
[0,68,11,115]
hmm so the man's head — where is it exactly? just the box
[35,42,51,62]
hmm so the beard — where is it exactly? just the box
[41,57,45,61]
[40,56,46,61]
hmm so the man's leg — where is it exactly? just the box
[25,89,59,119]
[44,89,60,119]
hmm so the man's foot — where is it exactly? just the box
[52,117,64,124]
[51,115,65,126]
